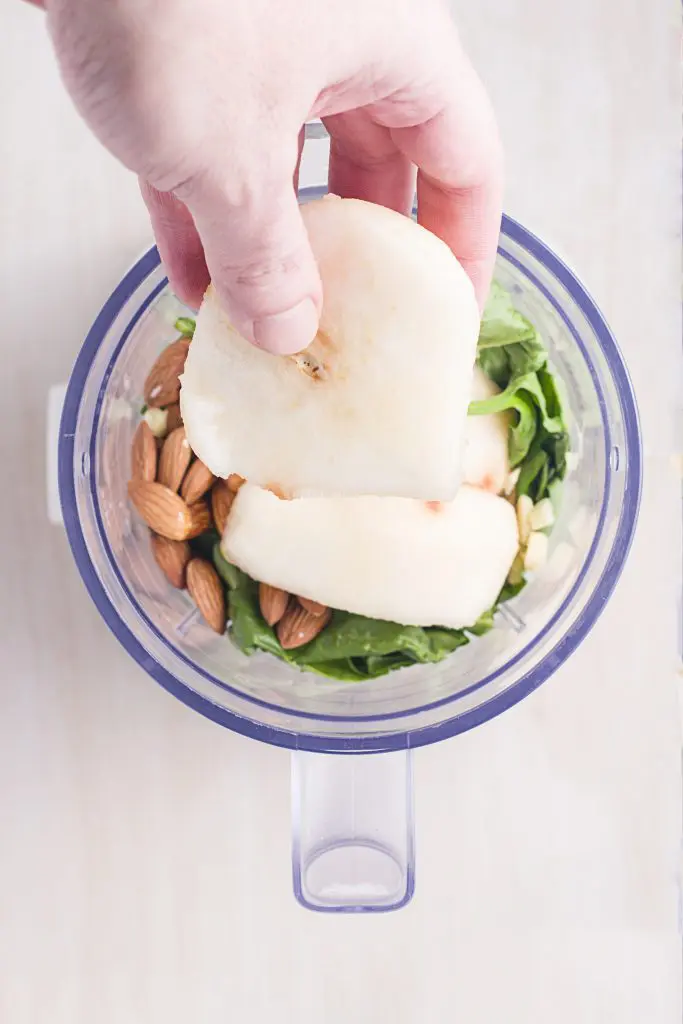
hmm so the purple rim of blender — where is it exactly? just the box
[58,203,642,753]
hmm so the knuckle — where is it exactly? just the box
[234,252,305,288]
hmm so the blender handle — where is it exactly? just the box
[291,749,415,913]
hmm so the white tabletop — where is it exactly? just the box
[1,2,681,1021]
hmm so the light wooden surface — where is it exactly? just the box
[1,2,681,1021]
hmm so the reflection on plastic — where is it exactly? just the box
[291,750,414,913]
[47,384,67,525]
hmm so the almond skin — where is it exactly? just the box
[158,427,192,493]
[185,500,213,539]
[226,473,245,493]
[277,599,332,650]
[211,480,235,535]
[259,583,290,626]
[164,402,183,433]
[297,596,329,619]
[144,337,191,407]
[130,420,157,482]
[186,558,226,633]
[150,534,190,588]
[128,481,193,541]
[181,459,216,505]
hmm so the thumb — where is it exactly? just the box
[182,173,322,355]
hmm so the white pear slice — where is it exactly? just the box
[223,483,519,629]
[181,195,480,500]
[462,366,510,494]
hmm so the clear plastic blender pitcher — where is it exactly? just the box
[58,185,641,912]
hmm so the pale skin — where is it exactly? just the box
[26,0,503,354]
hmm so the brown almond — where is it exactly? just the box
[259,583,290,626]
[277,599,332,650]
[181,459,216,505]
[143,337,191,407]
[128,481,192,541]
[186,558,226,633]
[130,420,157,482]
[297,596,329,619]
[164,402,183,432]
[150,534,190,588]
[227,473,245,493]
[185,500,213,539]
[158,427,192,493]
[211,480,235,535]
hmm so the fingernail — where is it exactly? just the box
[253,298,318,355]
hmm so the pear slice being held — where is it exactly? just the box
[222,483,519,630]
[181,195,480,500]
[462,365,510,494]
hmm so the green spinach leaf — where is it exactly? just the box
[477,281,541,352]
[471,283,570,500]
[226,569,288,658]
[212,542,243,590]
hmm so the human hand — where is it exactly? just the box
[44,0,502,353]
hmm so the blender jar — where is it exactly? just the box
[58,186,641,912]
